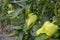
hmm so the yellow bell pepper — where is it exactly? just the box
[26,13,37,27]
[25,13,37,30]
[36,21,58,37]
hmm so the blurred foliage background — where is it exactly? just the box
[0,0,60,40]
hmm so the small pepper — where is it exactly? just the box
[7,4,15,14]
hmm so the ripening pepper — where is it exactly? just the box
[8,10,15,14]
[36,21,58,37]
[7,4,15,14]
[8,4,13,9]
[25,9,31,15]
[25,13,37,30]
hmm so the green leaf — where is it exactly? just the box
[3,0,10,7]
[35,33,49,40]
[17,31,24,40]
[11,0,28,3]
[8,31,19,37]
[13,26,22,30]
[30,24,40,36]
[9,8,23,19]
[20,0,28,3]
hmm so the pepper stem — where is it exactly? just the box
[52,20,56,24]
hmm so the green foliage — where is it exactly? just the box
[0,0,60,40]
[35,33,49,40]
[17,31,24,40]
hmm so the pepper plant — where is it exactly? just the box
[0,0,60,40]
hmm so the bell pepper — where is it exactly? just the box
[36,21,58,37]
[25,13,37,30]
